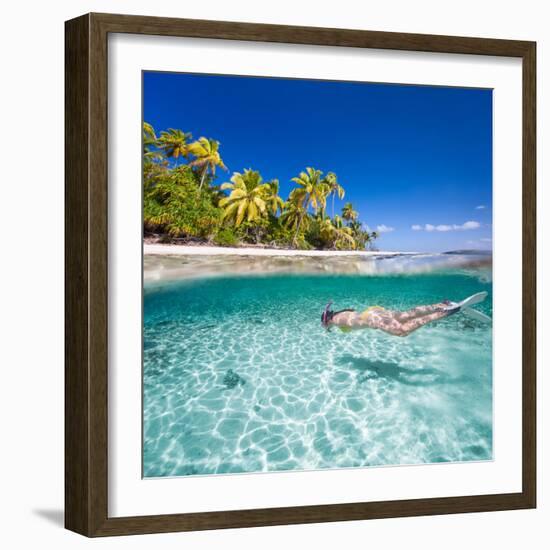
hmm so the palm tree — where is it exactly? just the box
[348,219,361,235]
[280,200,311,243]
[342,202,359,224]
[157,128,192,163]
[188,137,228,190]
[335,226,356,249]
[324,172,345,218]
[319,216,356,250]
[143,122,157,155]
[332,215,356,249]
[319,217,336,246]
[333,214,344,228]
[219,169,268,227]
[287,167,329,246]
[263,179,284,216]
[283,189,308,246]
[290,167,329,214]
[347,220,370,250]
[142,122,168,187]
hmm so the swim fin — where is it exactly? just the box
[457,291,488,309]
[463,307,492,323]
[443,291,488,313]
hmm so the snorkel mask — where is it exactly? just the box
[321,301,334,329]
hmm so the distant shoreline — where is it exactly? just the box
[144,243,413,258]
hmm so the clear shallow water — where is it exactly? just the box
[143,259,493,478]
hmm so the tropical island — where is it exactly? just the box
[143,123,379,251]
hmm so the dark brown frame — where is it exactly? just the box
[65,12,536,537]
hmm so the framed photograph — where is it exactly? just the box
[65,13,536,537]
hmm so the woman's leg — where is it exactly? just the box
[375,309,450,337]
[393,303,447,323]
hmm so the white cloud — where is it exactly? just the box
[480,237,492,242]
[376,224,395,233]
[412,221,481,232]
[459,220,481,230]
[475,205,486,210]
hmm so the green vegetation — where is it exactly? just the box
[143,122,379,250]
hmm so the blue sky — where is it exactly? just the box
[143,72,493,252]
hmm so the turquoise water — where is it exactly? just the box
[143,261,492,478]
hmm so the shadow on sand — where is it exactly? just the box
[337,355,470,387]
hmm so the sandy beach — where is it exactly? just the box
[144,243,409,257]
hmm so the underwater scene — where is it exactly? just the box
[143,253,493,478]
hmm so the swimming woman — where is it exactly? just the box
[321,292,489,337]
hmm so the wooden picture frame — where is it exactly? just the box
[65,12,536,537]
